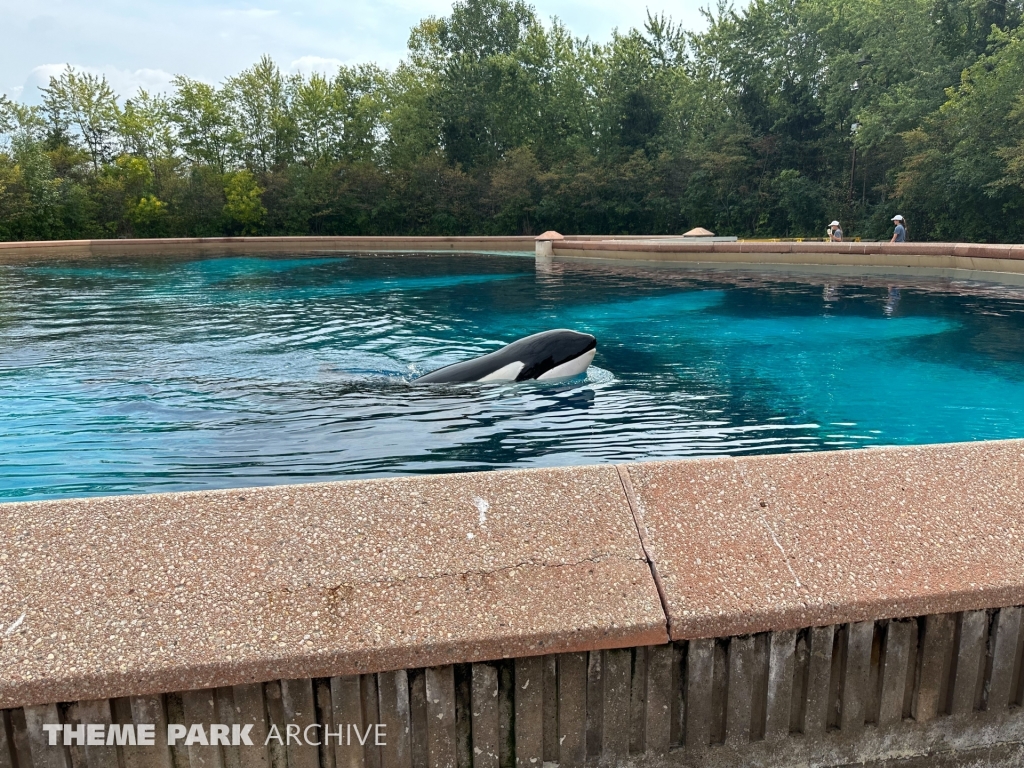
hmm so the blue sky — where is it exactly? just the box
[1,0,709,103]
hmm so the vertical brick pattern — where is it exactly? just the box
[3,608,1023,767]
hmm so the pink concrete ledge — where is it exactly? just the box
[624,440,1024,640]
[4,440,1024,711]
[5,237,1024,268]
[0,466,666,709]
[0,236,536,262]
[553,238,1024,262]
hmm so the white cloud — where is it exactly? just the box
[103,68,177,98]
[19,64,69,103]
[0,0,709,103]
[16,63,175,105]
[288,56,345,77]
[219,7,281,19]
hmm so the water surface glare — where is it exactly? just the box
[4,252,1024,500]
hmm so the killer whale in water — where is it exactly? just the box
[416,329,597,384]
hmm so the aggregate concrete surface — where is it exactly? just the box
[625,440,1024,639]
[4,440,1024,711]
[0,465,666,709]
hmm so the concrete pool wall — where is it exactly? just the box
[3,236,1024,279]
[547,239,1024,276]
[4,236,1024,278]
[0,236,535,262]
[2,441,1023,766]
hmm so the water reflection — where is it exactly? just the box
[885,286,902,316]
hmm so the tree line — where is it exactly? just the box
[1,0,1023,242]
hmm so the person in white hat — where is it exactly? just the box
[828,220,843,242]
[890,215,906,243]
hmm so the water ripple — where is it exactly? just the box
[4,253,1024,500]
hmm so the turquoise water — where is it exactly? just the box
[4,252,1024,501]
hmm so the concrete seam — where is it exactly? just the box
[615,464,672,637]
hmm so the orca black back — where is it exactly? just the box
[416,329,597,384]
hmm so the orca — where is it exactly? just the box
[416,329,597,384]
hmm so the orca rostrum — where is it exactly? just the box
[416,329,597,384]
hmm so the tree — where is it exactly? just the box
[168,77,236,172]
[223,169,267,234]
[5,135,63,239]
[291,72,344,165]
[120,90,175,163]
[894,25,1024,240]
[40,67,121,170]
[224,55,295,173]
[412,0,541,167]
[2,0,1024,243]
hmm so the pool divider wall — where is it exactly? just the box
[3,440,1024,766]
[5,236,1024,277]
[551,239,1024,276]
[0,236,536,261]
[0,234,682,261]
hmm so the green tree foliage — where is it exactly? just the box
[39,67,121,170]
[2,0,1023,242]
[224,169,267,234]
[225,56,295,173]
[120,90,175,164]
[895,26,1024,240]
[168,77,236,172]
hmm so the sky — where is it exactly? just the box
[1,0,710,104]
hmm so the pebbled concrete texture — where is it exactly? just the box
[625,440,1024,640]
[0,465,667,709]
[4,439,1024,713]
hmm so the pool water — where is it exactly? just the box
[4,252,1024,501]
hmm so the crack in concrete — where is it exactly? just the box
[755,510,803,590]
[317,553,647,594]
[616,465,672,627]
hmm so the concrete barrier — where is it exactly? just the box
[0,235,744,263]
[5,236,1024,279]
[552,239,1024,276]
[2,441,1024,766]
[0,236,536,263]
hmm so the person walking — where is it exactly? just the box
[890,215,907,242]
[828,220,843,241]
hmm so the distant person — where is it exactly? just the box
[890,215,907,243]
[828,220,843,241]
